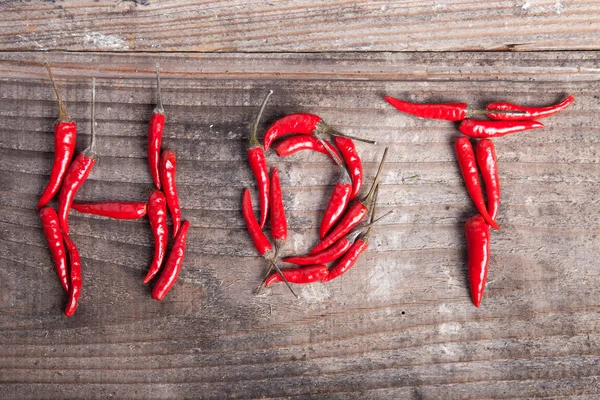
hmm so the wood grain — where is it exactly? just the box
[1,0,600,52]
[1,51,599,399]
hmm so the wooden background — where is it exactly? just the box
[1,1,599,399]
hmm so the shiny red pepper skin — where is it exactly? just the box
[384,96,468,121]
[39,207,69,294]
[320,182,352,239]
[144,190,168,284]
[455,137,500,230]
[265,264,329,286]
[459,119,544,138]
[160,150,182,238]
[263,113,322,151]
[71,201,147,220]
[475,140,500,221]
[248,147,270,229]
[465,215,490,307]
[486,95,574,121]
[63,235,82,317]
[58,153,96,235]
[148,64,164,190]
[274,135,341,160]
[311,201,367,254]
[269,168,287,243]
[38,122,77,210]
[152,220,191,301]
[333,136,363,200]
[242,188,273,257]
[284,236,352,266]
[321,238,369,283]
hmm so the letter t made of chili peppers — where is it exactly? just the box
[247,90,273,228]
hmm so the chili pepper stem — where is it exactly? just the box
[326,127,377,145]
[315,135,352,184]
[44,62,70,123]
[363,184,381,241]
[362,147,389,208]
[269,257,299,299]
[85,78,97,157]
[154,63,164,114]
[249,90,273,149]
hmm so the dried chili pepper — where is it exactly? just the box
[265,264,329,287]
[475,139,500,221]
[72,201,147,220]
[160,149,181,238]
[274,135,341,160]
[63,235,81,317]
[455,137,500,230]
[465,215,490,307]
[38,63,77,210]
[317,136,353,239]
[144,190,168,284]
[309,147,388,255]
[58,79,98,235]
[486,95,574,121]
[152,220,190,300]
[263,113,376,151]
[384,96,524,121]
[247,91,272,228]
[333,136,363,200]
[148,64,164,190]
[458,119,544,139]
[40,207,69,294]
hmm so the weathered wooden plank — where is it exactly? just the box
[1,1,600,52]
[0,51,599,399]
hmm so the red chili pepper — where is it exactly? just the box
[265,264,329,287]
[269,168,287,247]
[465,215,490,307]
[475,140,500,221]
[318,136,353,239]
[58,79,98,235]
[455,137,499,230]
[309,147,389,255]
[160,149,181,238]
[39,207,69,294]
[71,201,147,220]
[38,63,77,210]
[242,188,274,258]
[322,238,369,283]
[486,95,574,121]
[152,220,191,301]
[274,135,341,160]
[144,190,168,284]
[248,91,273,228]
[62,235,82,317]
[333,136,363,200]
[148,64,164,190]
[459,119,544,139]
[263,112,376,151]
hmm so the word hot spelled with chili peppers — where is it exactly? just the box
[385,94,574,307]
[38,64,191,317]
[242,92,395,297]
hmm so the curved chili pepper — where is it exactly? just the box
[465,215,490,307]
[265,264,329,287]
[274,135,341,160]
[333,136,363,200]
[144,190,168,284]
[459,119,544,139]
[321,238,369,283]
[475,140,500,221]
[318,137,353,239]
[263,113,376,151]
[486,95,574,121]
[38,63,77,210]
[58,79,98,235]
[72,201,147,220]
[269,168,287,247]
[248,91,273,228]
[455,137,500,230]
[63,235,82,317]
[309,147,389,255]
[160,149,181,238]
[242,188,273,258]
[152,220,190,301]
[40,207,69,294]
[148,64,164,190]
